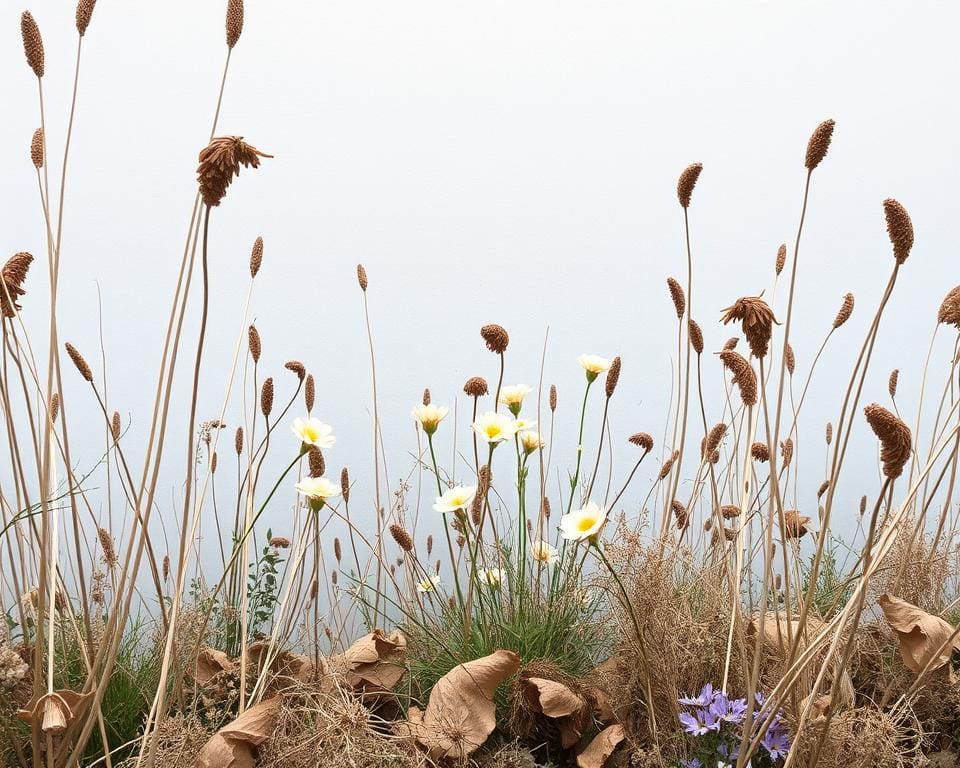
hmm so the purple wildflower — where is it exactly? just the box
[762,723,791,760]
[679,682,715,707]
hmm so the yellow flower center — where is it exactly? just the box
[485,425,502,439]
[577,516,598,532]
[303,426,319,441]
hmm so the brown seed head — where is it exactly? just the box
[225,0,243,48]
[111,411,121,441]
[422,388,431,406]
[235,426,243,455]
[659,450,679,480]
[825,422,833,445]
[864,403,911,479]
[883,198,914,265]
[284,360,306,380]
[426,535,434,557]
[21,12,44,78]
[629,432,654,452]
[677,162,703,209]
[775,244,787,276]
[308,447,325,478]
[310,579,318,600]
[859,495,867,516]
[667,277,685,319]
[197,136,271,207]
[480,324,509,354]
[804,119,835,170]
[269,535,290,549]
[785,342,795,375]
[248,325,261,362]
[211,452,218,473]
[833,293,855,329]
[689,319,704,355]
[333,537,342,561]
[751,442,770,462]
[464,376,488,397]
[249,236,263,278]
[389,523,414,553]
[470,465,490,526]
[672,499,689,530]
[817,479,830,499]
[305,374,316,412]
[260,377,274,417]
[76,0,96,35]
[722,337,739,352]
[783,510,811,539]
[720,504,740,520]
[542,496,551,520]
[65,343,93,382]
[30,128,44,169]
[605,356,621,398]
[1,252,34,318]
[49,393,59,424]
[888,369,899,399]
[549,384,557,412]
[340,467,350,502]
[720,296,778,358]
[704,423,727,457]
[719,350,757,406]
[356,263,368,291]
[937,286,960,328]
[780,438,794,467]
[98,528,117,567]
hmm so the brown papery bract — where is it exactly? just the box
[804,119,836,170]
[666,277,685,319]
[864,403,911,479]
[677,162,703,209]
[883,198,914,265]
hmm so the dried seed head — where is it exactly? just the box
[549,384,557,412]
[672,499,689,530]
[340,467,350,502]
[249,236,263,278]
[751,442,770,462]
[426,535,434,557]
[285,360,306,381]
[234,426,244,455]
[883,198,914,265]
[722,337,739,352]
[720,296,778,358]
[888,369,899,399]
[422,388,431,406]
[269,535,290,549]
[49,393,59,423]
[197,136,271,207]
[825,422,833,445]
[356,263,368,291]
[817,479,830,500]
[804,119,835,170]
[704,518,714,532]
[783,510,811,539]
[390,524,414,553]
[659,450,679,480]
[308,447,325,477]
[833,293,855,329]
[720,504,740,520]
[65,343,93,382]
[864,403,911,479]
[859,495,867,515]
[470,465,491,526]
[331,571,338,585]
[30,128,44,169]
[689,319,703,355]
[464,376,488,397]
[98,528,117,568]
[677,162,703,209]
[774,573,782,591]
[247,325,261,362]
[605,356,621,398]
[334,537,342,561]
[260,377,274,417]
[211,452,218,473]
[667,277,686,319]
[785,343,795,375]
[704,423,727,457]
[111,411,121,441]
[780,438,794,467]
[21,12,44,78]
[480,323,509,354]
[542,496,551,520]
[310,579,318,600]
[1,252,34,318]
[305,374,316,412]
[162,555,170,581]
[629,432,654,452]
[937,286,960,328]
[76,0,96,36]
[225,0,243,49]
[775,244,787,276]
[719,350,757,406]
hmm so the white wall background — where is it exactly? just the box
[1,1,958,572]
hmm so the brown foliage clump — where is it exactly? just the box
[792,706,923,768]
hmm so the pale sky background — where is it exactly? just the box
[1,1,959,578]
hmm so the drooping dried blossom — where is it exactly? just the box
[677,162,703,209]
[1,252,33,318]
[883,198,914,265]
[937,286,960,328]
[658,450,679,480]
[464,376,488,397]
[817,480,830,499]
[720,296,778,358]
[21,12,44,78]
[833,293,855,329]
[783,510,811,539]
[720,350,757,406]
[629,432,654,452]
[804,119,835,171]
[285,360,306,380]
[667,277,685,319]
[672,499,689,530]
[197,136,271,207]
[480,324,509,354]
[864,403,911,479]
[65,343,93,382]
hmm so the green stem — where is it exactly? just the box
[428,433,464,610]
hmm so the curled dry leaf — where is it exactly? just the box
[879,594,960,679]
[17,689,93,735]
[246,640,315,685]
[577,723,626,768]
[192,645,236,685]
[193,696,280,768]
[397,649,520,761]
[342,629,407,692]
[523,676,589,748]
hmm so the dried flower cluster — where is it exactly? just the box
[1,252,33,318]
[719,350,757,406]
[864,403,911,479]
[883,198,914,265]
[677,162,703,209]
[197,136,271,207]
[804,119,836,171]
[720,296,778,358]
[481,324,509,354]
